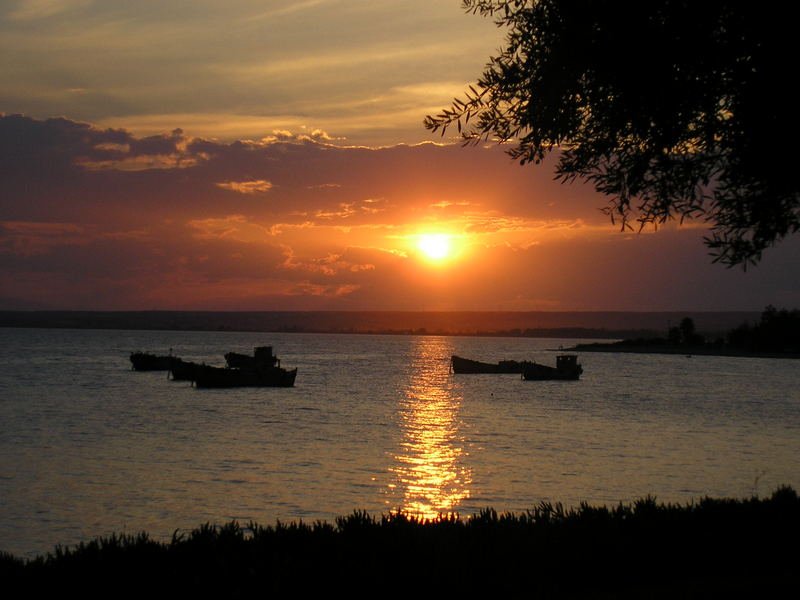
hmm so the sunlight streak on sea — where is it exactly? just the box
[1,327,799,557]
[388,336,472,519]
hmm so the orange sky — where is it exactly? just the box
[1,2,798,311]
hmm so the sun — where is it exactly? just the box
[418,234,451,260]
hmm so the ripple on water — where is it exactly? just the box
[0,329,798,557]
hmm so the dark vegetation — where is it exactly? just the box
[426,1,799,266]
[725,306,800,353]
[2,487,797,598]
[572,306,800,356]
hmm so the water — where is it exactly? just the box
[1,327,798,558]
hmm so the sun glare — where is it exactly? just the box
[418,234,451,260]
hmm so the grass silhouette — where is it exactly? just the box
[2,487,797,598]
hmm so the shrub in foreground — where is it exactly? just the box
[2,487,798,598]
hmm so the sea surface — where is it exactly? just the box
[1,327,799,558]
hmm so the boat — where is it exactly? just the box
[521,354,583,381]
[130,351,172,371]
[224,351,257,369]
[168,357,202,381]
[223,346,281,370]
[194,346,296,388]
[193,364,297,388]
[451,355,534,374]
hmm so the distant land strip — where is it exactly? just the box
[563,307,800,358]
[565,341,800,359]
[0,310,759,340]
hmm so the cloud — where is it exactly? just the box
[0,115,194,175]
[247,0,332,22]
[1,114,797,311]
[0,113,588,230]
[215,179,274,194]
[1,2,505,146]
[7,0,92,21]
[0,220,86,255]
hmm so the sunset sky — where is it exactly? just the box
[2,0,798,311]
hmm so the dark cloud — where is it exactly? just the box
[1,114,603,225]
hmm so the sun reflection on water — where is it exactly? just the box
[387,337,472,520]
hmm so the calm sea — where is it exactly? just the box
[1,327,799,558]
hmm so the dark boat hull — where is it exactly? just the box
[224,352,256,369]
[194,365,297,388]
[168,358,201,381]
[130,352,171,371]
[452,354,583,380]
[451,355,532,374]
[522,355,583,381]
[521,364,582,380]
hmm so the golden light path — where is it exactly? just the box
[387,336,472,520]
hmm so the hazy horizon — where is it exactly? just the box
[0,308,761,337]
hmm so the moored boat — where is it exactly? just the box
[168,357,202,381]
[451,355,533,374]
[224,351,256,369]
[193,364,297,388]
[194,346,296,388]
[130,351,172,371]
[522,354,583,381]
[224,346,279,370]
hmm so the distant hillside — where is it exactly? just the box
[0,310,759,339]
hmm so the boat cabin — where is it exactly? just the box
[254,346,279,368]
[556,354,579,370]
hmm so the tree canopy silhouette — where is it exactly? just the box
[425,1,799,266]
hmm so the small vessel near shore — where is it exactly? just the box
[194,346,297,388]
[451,355,534,374]
[130,351,172,371]
[522,354,583,381]
[224,351,258,370]
[194,363,297,388]
[168,357,202,381]
[132,346,297,387]
[451,353,583,380]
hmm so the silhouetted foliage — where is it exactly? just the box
[2,488,797,598]
[665,318,705,346]
[679,316,705,346]
[425,1,799,266]
[727,305,800,352]
[575,307,800,355]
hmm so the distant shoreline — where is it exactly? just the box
[565,341,800,359]
[0,322,631,340]
[0,309,758,341]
